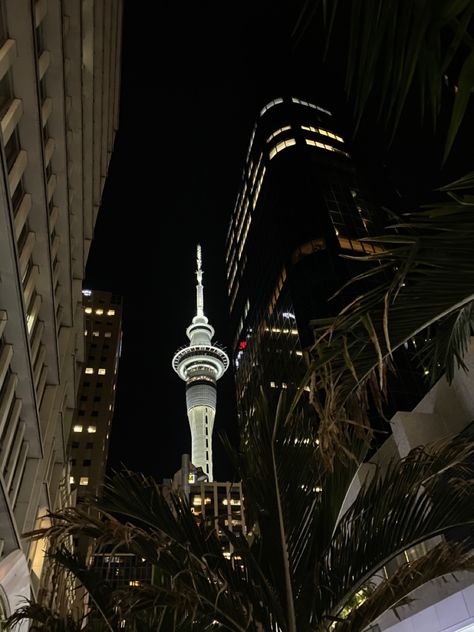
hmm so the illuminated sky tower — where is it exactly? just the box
[172,245,229,481]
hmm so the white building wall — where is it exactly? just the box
[0,0,123,613]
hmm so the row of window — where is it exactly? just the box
[71,458,92,466]
[73,425,96,433]
[70,476,88,486]
[84,308,116,316]
[85,367,107,375]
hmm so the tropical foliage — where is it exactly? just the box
[6,392,474,631]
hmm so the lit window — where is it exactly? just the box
[129,580,140,587]
[87,426,96,433]
[82,289,92,296]
[269,137,296,160]
[69,476,75,484]
[95,309,103,315]
[92,331,99,337]
[107,309,115,316]
[270,381,276,388]
[98,368,106,375]
[192,497,202,505]
[282,382,288,389]
[104,332,111,338]
[79,477,89,486]
[84,307,92,314]
[85,367,94,374]
[84,330,88,336]
[73,425,83,433]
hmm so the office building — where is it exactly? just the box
[225,95,422,430]
[0,0,123,620]
[68,290,122,504]
[172,245,229,482]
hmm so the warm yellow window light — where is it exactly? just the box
[85,367,94,374]
[84,307,92,314]
[107,309,115,316]
[87,426,97,433]
[79,477,89,486]
[95,309,104,315]
[73,425,83,433]
[98,368,106,375]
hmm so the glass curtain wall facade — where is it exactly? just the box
[226,96,383,429]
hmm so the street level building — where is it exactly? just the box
[0,0,123,621]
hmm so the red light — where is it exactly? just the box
[239,341,247,350]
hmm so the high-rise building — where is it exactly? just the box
[0,0,123,620]
[225,95,422,430]
[172,246,229,482]
[225,95,474,632]
[68,290,122,505]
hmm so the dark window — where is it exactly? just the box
[96,383,103,388]
[100,356,107,362]
[71,441,79,449]
[88,355,95,361]
[5,129,20,171]
[0,72,12,116]
[86,442,93,449]
[83,459,92,466]
[80,395,87,401]
[91,411,99,417]
[71,459,76,466]
[93,396,101,402]
[91,343,98,349]
[83,381,90,388]
[78,410,85,416]
[103,345,110,351]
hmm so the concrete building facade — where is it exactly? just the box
[0,0,122,621]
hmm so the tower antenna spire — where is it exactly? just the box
[196,244,204,318]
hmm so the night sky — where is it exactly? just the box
[84,2,474,483]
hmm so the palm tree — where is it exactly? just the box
[6,386,474,631]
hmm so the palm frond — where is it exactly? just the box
[303,173,474,464]
[291,0,474,158]
[316,437,474,621]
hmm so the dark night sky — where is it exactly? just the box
[84,2,474,483]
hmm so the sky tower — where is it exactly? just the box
[172,245,229,481]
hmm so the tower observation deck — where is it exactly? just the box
[172,245,229,481]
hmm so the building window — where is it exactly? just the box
[73,425,83,433]
[87,426,97,433]
[94,396,101,402]
[80,395,87,401]
[95,309,103,315]
[86,442,93,449]
[92,331,99,337]
[69,476,75,485]
[84,307,92,314]
[104,332,111,338]
[72,441,79,449]
[107,309,115,316]
[71,459,76,466]
[79,477,89,486]
[91,411,99,417]
[85,367,94,374]
[98,368,106,375]
[78,410,85,416]
[83,459,91,466]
